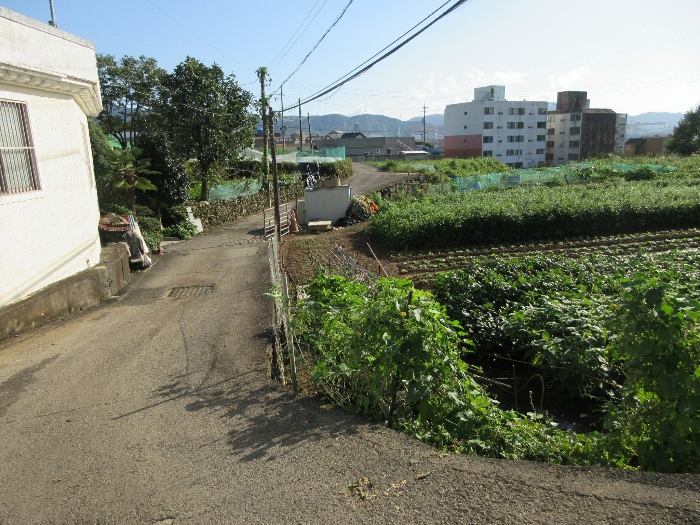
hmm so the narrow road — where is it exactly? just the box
[0,165,698,524]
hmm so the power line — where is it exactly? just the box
[281,0,470,112]
[270,0,330,69]
[273,0,354,93]
[143,0,253,72]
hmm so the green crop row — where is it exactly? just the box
[368,179,700,251]
[432,249,700,472]
[293,262,700,472]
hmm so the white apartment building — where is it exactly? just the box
[615,114,627,154]
[444,86,548,168]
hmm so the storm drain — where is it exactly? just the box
[166,286,213,298]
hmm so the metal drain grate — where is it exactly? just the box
[166,286,213,298]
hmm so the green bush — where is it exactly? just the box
[319,158,353,180]
[606,278,700,473]
[163,220,198,239]
[294,273,605,465]
[368,180,700,251]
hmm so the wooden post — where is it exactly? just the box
[283,272,298,392]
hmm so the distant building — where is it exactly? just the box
[624,136,670,157]
[443,85,548,168]
[545,91,621,166]
[315,135,416,161]
[615,113,627,154]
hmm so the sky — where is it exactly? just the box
[4,0,700,120]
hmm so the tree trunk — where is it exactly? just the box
[126,186,136,214]
[200,175,208,202]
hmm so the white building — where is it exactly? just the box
[615,113,627,154]
[0,7,103,308]
[444,86,548,168]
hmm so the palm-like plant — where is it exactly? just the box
[98,147,159,213]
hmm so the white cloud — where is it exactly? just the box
[549,67,591,90]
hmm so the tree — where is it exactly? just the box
[97,54,166,149]
[96,147,158,213]
[667,105,700,156]
[136,134,191,216]
[157,57,257,201]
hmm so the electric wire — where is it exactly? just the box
[280,0,470,112]
[143,0,253,71]
[274,0,354,92]
[270,0,330,69]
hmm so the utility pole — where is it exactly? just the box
[307,114,312,152]
[422,102,427,147]
[280,85,285,151]
[298,99,303,152]
[268,111,281,243]
[257,67,271,207]
[48,0,56,27]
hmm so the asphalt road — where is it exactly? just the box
[0,165,699,524]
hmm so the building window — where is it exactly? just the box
[570,114,582,121]
[545,153,554,160]
[537,135,546,142]
[536,121,546,129]
[464,125,468,129]
[570,127,581,135]
[617,134,625,141]
[483,122,493,129]
[506,149,523,156]
[482,150,493,157]
[483,136,493,143]
[508,108,525,115]
[569,140,580,148]
[547,115,556,122]
[546,129,555,136]
[513,162,523,168]
[568,153,579,160]
[536,148,545,154]
[546,141,554,148]
[386,148,392,155]
[507,122,525,129]
[538,108,548,115]
[484,107,494,115]
[618,122,626,128]
[464,111,468,115]
[507,135,524,143]
[0,101,41,196]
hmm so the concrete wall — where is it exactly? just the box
[0,7,99,84]
[0,8,102,308]
[581,111,616,161]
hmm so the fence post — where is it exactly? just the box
[282,272,298,392]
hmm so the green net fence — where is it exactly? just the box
[208,179,263,201]
[454,163,678,192]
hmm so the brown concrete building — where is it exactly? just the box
[545,91,624,166]
[624,136,670,157]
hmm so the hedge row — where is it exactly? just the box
[368,179,700,250]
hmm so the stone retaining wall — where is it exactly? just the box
[192,182,305,231]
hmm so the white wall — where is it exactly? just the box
[0,7,99,85]
[0,9,102,308]
[445,98,548,167]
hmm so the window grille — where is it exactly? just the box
[0,101,40,195]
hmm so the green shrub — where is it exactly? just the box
[606,278,700,473]
[368,180,700,250]
[294,273,605,465]
[136,216,161,234]
[163,220,198,239]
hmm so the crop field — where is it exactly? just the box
[286,157,700,473]
[393,229,700,286]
